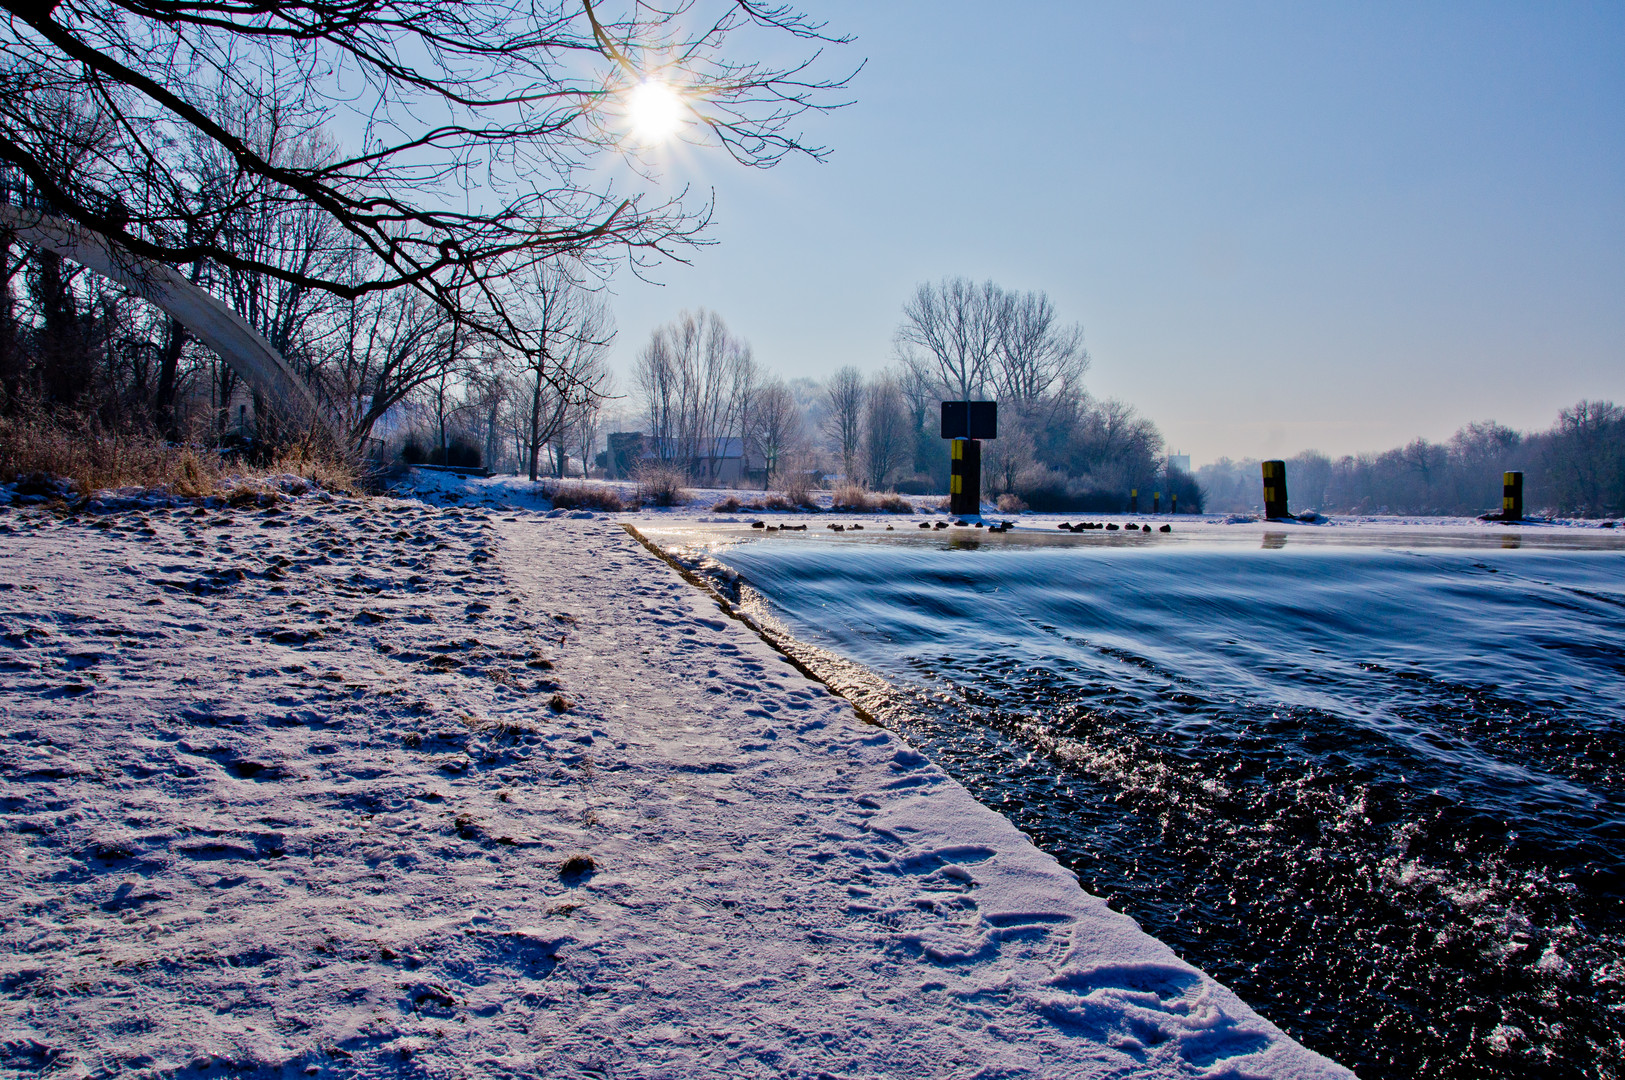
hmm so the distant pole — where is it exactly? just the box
[1502,471,1524,521]
[1172,493,1178,515]
[1152,491,1161,515]
[1262,460,1290,519]
[1129,488,1138,513]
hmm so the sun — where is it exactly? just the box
[625,79,684,144]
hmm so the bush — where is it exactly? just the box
[830,484,918,514]
[830,482,870,511]
[872,491,914,513]
[636,465,688,508]
[711,494,743,512]
[781,470,819,508]
[996,492,1028,514]
[547,481,627,512]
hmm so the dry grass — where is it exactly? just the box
[829,482,871,511]
[546,481,628,512]
[713,491,811,513]
[996,493,1029,514]
[831,483,917,514]
[0,412,361,499]
[871,491,914,513]
[635,464,689,508]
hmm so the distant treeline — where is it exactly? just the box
[1198,402,1625,518]
[628,280,1202,510]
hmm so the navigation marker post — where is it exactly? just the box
[1262,460,1290,519]
[1502,471,1524,521]
[942,401,997,517]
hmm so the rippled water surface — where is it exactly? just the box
[675,527,1625,1079]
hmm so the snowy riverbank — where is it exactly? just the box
[1,488,1351,1077]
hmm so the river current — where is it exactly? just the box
[658,523,1625,1079]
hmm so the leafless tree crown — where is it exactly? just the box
[0,1,854,359]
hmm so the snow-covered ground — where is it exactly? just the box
[4,477,1398,1076]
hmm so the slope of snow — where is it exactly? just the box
[1,491,1347,1078]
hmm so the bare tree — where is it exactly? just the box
[0,2,854,366]
[861,373,909,489]
[895,278,1004,405]
[994,289,1089,413]
[521,266,613,480]
[748,378,802,489]
[633,309,753,482]
[326,289,459,447]
[821,365,864,481]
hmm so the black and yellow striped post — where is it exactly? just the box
[1262,460,1290,519]
[1152,491,1161,515]
[1129,488,1138,513]
[1172,492,1178,514]
[1502,471,1523,521]
[949,438,982,517]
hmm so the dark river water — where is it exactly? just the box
[661,524,1625,1079]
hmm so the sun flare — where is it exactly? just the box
[625,79,684,144]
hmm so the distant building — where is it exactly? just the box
[605,432,760,485]
[605,432,646,479]
[1167,453,1191,475]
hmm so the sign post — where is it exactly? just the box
[941,401,997,517]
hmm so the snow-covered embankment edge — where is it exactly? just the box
[624,521,1352,1078]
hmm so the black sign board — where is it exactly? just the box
[940,400,997,440]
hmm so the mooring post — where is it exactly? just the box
[1262,460,1290,519]
[1172,492,1178,515]
[1153,491,1161,515]
[1502,471,1523,521]
[1129,488,1138,514]
[949,437,983,517]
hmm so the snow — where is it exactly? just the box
[0,482,1354,1077]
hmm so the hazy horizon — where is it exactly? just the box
[598,1,1623,469]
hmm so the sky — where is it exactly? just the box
[597,1,1625,466]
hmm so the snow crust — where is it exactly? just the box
[1,489,1348,1077]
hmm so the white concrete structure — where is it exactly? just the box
[0,205,332,441]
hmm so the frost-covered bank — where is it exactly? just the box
[1,495,1345,1077]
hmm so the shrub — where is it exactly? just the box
[547,481,627,512]
[830,483,916,513]
[711,494,743,512]
[636,464,688,508]
[781,470,819,508]
[872,491,914,513]
[996,492,1028,514]
[830,482,870,511]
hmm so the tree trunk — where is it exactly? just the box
[527,373,543,482]
[154,318,187,440]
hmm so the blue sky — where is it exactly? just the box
[603,1,1624,464]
